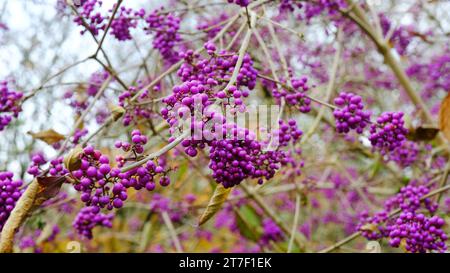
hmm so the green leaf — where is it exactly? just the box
[234,205,262,242]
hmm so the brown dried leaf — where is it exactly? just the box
[198,184,232,226]
[439,93,450,142]
[406,126,440,141]
[28,129,65,145]
[35,176,67,203]
[110,105,125,121]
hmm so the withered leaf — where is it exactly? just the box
[36,176,67,202]
[110,105,125,121]
[406,126,440,141]
[64,146,83,172]
[439,93,450,142]
[198,184,232,226]
[28,129,65,145]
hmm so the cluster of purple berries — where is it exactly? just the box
[145,8,182,64]
[74,0,106,36]
[27,152,68,177]
[162,43,258,136]
[272,77,312,113]
[67,129,174,238]
[74,0,143,42]
[388,141,419,168]
[72,145,127,210]
[279,0,303,13]
[121,159,170,191]
[369,112,408,154]
[358,210,389,240]
[0,171,23,231]
[70,130,171,210]
[426,53,450,94]
[109,6,140,41]
[72,128,88,145]
[62,71,108,117]
[27,153,46,177]
[293,0,346,23]
[116,130,171,190]
[261,218,284,245]
[333,92,371,134]
[379,13,412,56]
[0,80,23,131]
[178,43,258,90]
[119,83,161,126]
[86,71,109,96]
[63,90,88,115]
[274,119,303,148]
[161,43,303,187]
[161,81,213,132]
[149,193,191,223]
[388,213,447,253]
[384,184,437,214]
[115,129,147,156]
[208,122,295,188]
[27,153,67,177]
[227,0,250,7]
[407,53,450,97]
[197,14,232,40]
[358,184,447,252]
[72,206,113,239]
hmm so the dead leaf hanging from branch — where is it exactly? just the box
[28,129,66,145]
[407,126,440,141]
[198,184,232,226]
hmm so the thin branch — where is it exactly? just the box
[287,194,301,253]
[161,211,184,253]
[302,27,343,143]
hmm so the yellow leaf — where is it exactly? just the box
[64,146,83,172]
[28,129,65,145]
[110,105,125,121]
[198,184,232,226]
[439,93,450,142]
[360,223,377,232]
[400,238,408,252]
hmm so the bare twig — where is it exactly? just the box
[161,211,184,253]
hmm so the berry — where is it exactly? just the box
[72,206,114,239]
[333,92,371,134]
[369,112,408,154]
[145,8,182,64]
[0,80,23,131]
[388,213,447,253]
[0,171,23,231]
[228,0,250,7]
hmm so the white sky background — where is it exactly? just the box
[0,0,449,178]
[0,0,165,176]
